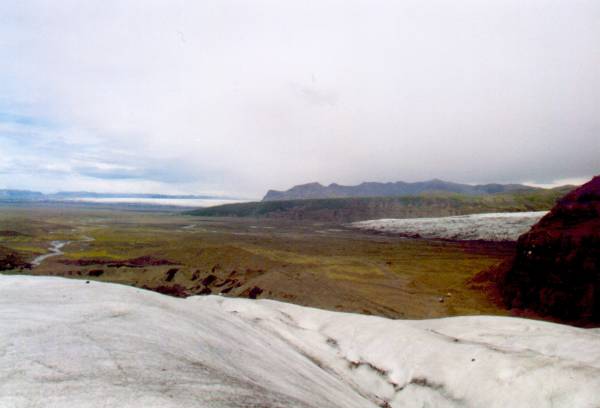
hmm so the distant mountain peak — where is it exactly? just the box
[294,182,323,188]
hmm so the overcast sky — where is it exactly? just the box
[0,1,598,198]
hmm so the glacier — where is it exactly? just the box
[0,275,599,407]
[351,211,548,241]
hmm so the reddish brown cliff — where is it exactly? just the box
[500,176,600,322]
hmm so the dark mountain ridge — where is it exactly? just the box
[263,179,539,201]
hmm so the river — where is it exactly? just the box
[31,241,70,267]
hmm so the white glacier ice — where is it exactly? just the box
[350,211,548,241]
[1,275,599,407]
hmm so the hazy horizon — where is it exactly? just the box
[0,176,590,200]
[1,1,598,196]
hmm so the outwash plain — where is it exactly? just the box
[1,204,514,320]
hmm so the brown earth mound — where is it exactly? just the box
[498,176,600,323]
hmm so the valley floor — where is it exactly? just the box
[0,205,512,319]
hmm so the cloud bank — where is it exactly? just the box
[1,0,598,196]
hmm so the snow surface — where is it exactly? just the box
[1,275,599,407]
[351,211,548,241]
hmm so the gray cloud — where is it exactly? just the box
[0,0,598,196]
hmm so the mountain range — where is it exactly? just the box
[0,189,226,201]
[263,179,539,201]
[191,185,573,223]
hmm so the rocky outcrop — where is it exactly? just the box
[500,176,600,322]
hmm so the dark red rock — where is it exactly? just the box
[61,256,178,268]
[121,256,178,267]
[499,176,600,322]
[0,246,30,271]
[143,284,188,298]
[165,268,179,282]
[202,274,217,286]
[88,269,104,277]
[248,286,263,299]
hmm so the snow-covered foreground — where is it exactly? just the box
[1,276,599,408]
[351,211,548,241]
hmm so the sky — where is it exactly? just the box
[0,1,598,198]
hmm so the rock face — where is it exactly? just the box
[500,176,600,322]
